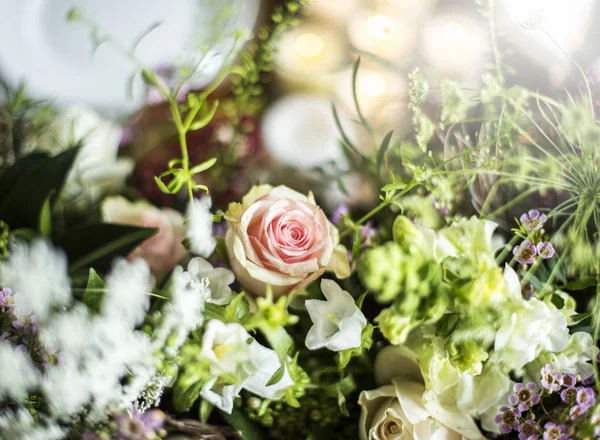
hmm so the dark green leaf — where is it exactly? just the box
[220,409,265,440]
[0,148,80,230]
[54,223,157,274]
[265,364,285,386]
[173,377,204,411]
[563,276,597,291]
[571,312,592,325]
[550,293,565,310]
[0,153,47,202]
[376,130,394,173]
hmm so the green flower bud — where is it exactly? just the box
[376,307,413,345]
[357,242,405,302]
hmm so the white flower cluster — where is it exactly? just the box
[0,240,70,318]
[0,240,158,435]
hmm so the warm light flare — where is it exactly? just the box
[443,21,470,46]
[366,14,397,40]
[359,72,388,98]
[295,32,325,59]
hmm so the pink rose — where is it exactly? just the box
[225,185,350,297]
[102,196,187,281]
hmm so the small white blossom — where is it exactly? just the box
[103,258,153,326]
[154,263,211,350]
[494,298,570,371]
[305,279,367,352]
[0,240,70,318]
[243,341,294,400]
[0,410,64,440]
[135,374,172,412]
[201,320,252,377]
[186,197,216,258]
[187,257,234,305]
[200,378,242,414]
[0,344,39,401]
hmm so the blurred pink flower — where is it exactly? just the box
[102,196,187,281]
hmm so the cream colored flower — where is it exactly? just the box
[41,106,134,208]
[102,196,186,281]
[225,185,350,297]
[359,346,484,440]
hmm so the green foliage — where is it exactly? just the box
[358,241,445,305]
[54,223,157,275]
[242,386,358,440]
[0,221,9,260]
[0,81,55,168]
[0,148,80,232]
[440,80,470,125]
[231,0,307,114]
[221,408,266,440]
[337,324,373,370]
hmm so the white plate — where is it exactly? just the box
[0,0,258,114]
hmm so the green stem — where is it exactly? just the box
[488,0,504,84]
[594,272,600,393]
[340,182,417,239]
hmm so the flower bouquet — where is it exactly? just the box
[0,1,599,440]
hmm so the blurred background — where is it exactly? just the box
[0,0,598,212]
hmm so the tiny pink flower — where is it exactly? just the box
[513,240,537,264]
[520,209,547,231]
[536,242,555,259]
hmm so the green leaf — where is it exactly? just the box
[173,376,204,411]
[83,268,106,313]
[131,21,163,53]
[38,194,53,238]
[332,103,364,161]
[352,228,361,262]
[351,57,373,135]
[336,383,349,416]
[190,157,217,175]
[381,182,407,192]
[260,325,293,365]
[188,100,220,131]
[0,148,80,231]
[550,293,565,310]
[199,399,213,424]
[0,153,47,202]
[265,363,285,386]
[376,130,394,174]
[356,291,368,309]
[224,293,249,322]
[54,223,157,274]
[154,176,171,194]
[571,312,592,325]
[220,409,264,440]
[563,276,597,291]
